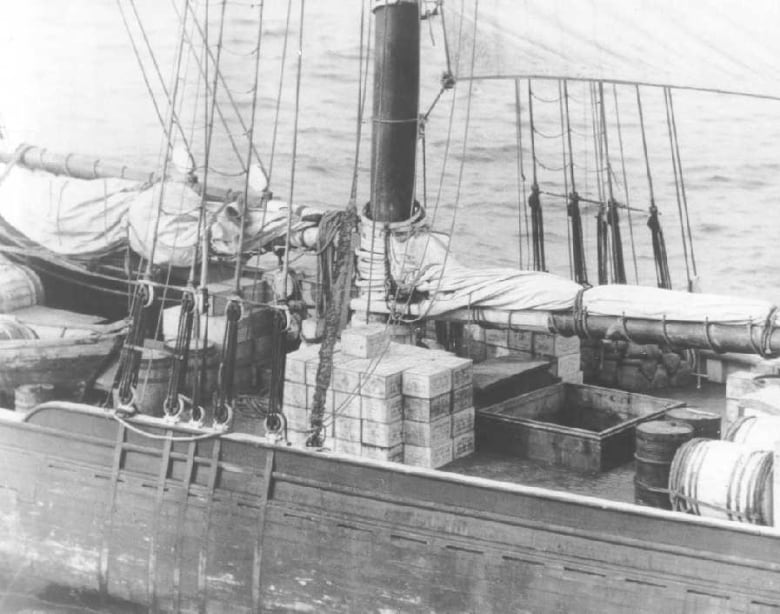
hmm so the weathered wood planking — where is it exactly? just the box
[0,403,778,612]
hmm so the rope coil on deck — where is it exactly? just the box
[355,202,428,308]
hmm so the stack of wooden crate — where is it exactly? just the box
[459,324,582,384]
[281,323,475,469]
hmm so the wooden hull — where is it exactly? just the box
[0,403,778,612]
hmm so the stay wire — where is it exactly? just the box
[612,84,639,283]
[280,0,306,296]
[667,88,698,277]
[124,0,194,159]
[234,0,267,293]
[563,79,587,285]
[177,0,269,183]
[558,80,572,279]
[598,81,626,284]
[267,0,295,184]
[513,79,529,269]
[174,0,249,175]
[664,87,692,287]
[349,0,372,205]
[527,79,546,271]
[636,85,671,290]
[115,0,170,153]
[145,0,192,275]
[591,82,608,284]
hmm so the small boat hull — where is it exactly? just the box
[0,403,778,612]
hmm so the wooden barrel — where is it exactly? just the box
[665,406,721,439]
[634,419,694,510]
[164,339,220,400]
[0,317,38,341]
[669,439,773,525]
[725,415,780,451]
[134,348,173,417]
[0,263,44,313]
[14,383,56,412]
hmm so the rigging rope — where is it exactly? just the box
[563,80,588,285]
[664,87,693,289]
[666,87,698,286]
[514,79,529,269]
[612,84,639,283]
[527,80,546,272]
[233,0,267,293]
[267,0,295,184]
[113,0,192,412]
[349,0,372,207]
[280,0,306,300]
[590,83,609,284]
[598,82,626,284]
[558,80,572,279]
[308,207,358,446]
[636,85,672,290]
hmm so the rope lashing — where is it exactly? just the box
[527,80,546,272]
[596,207,609,285]
[760,307,778,358]
[571,287,591,339]
[308,206,359,447]
[528,184,546,272]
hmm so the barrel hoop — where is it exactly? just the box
[669,439,771,525]
[633,478,669,494]
[724,415,755,442]
[633,454,673,466]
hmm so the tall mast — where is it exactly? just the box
[370,0,420,223]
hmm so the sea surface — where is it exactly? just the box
[1,1,779,303]
[0,2,779,611]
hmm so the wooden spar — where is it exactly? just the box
[350,298,780,356]
[548,312,780,355]
[370,0,420,223]
[0,145,264,207]
[0,146,165,183]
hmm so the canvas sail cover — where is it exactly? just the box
[442,0,780,100]
[355,224,777,325]
[0,165,315,267]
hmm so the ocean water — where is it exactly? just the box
[1,1,779,304]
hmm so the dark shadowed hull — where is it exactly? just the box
[0,403,778,613]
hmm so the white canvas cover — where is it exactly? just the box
[0,165,311,267]
[358,222,777,325]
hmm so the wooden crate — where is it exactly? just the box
[477,383,684,473]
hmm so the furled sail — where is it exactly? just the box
[442,0,780,100]
[0,164,318,267]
